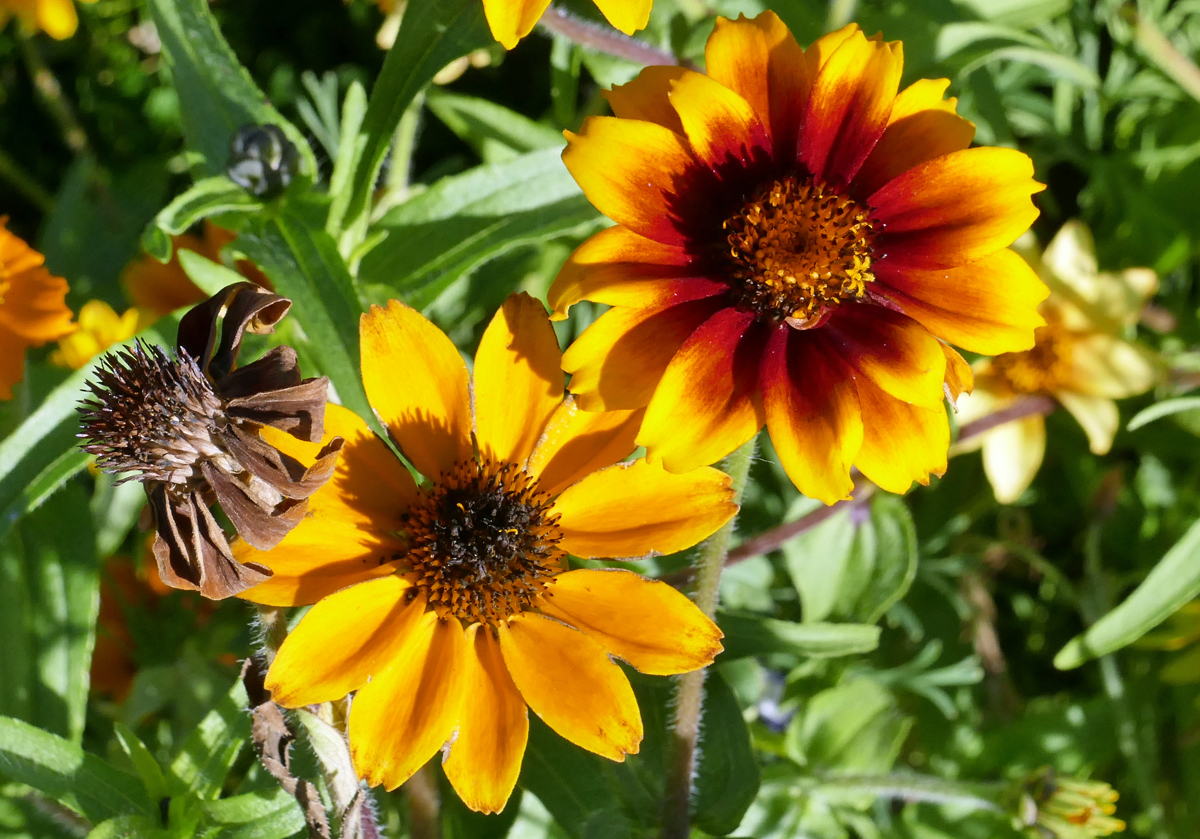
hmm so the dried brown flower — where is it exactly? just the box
[80,283,342,599]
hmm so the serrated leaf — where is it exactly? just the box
[168,679,250,799]
[717,613,882,661]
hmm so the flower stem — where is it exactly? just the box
[404,763,441,839]
[0,148,54,215]
[17,30,91,156]
[537,5,695,70]
[255,605,289,666]
[661,437,756,839]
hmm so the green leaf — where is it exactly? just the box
[326,81,369,237]
[168,679,250,799]
[1128,396,1200,431]
[178,248,250,297]
[1056,516,1200,669]
[146,0,315,177]
[425,89,565,161]
[959,46,1101,89]
[236,214,374,427]
[717,613,882,661]
[114,724,169,803]
[440,773,522,839]
[203,786,306,839]
[0,716,152,823]
[341,0,491,240]
[693,672,760,836]
[787,679,911,776]
[148,176,263,242]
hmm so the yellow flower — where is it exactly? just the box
[237,293,736,813]
[549,12,1047,504]
[0,217,75,398]
[50,300,145,370]
[956,221,1159,503]
[0,0,97,39]
[1137,600,1200,685]
[483,0,652,49]
[1019,770,1125,839]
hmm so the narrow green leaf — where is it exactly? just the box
[0,716,152,823]
[425,89,565,159]
[168,679,250,799]
[1056,516,1200,669]
[718,612,881,661]
[204,786,305,839]
[114,724,169,803]
[146,0,315,177]
[149,176,262,240]
[1128,396,1200,431]
[326,81,369,237]
[178,249,249,297]
[960,46,1101,89]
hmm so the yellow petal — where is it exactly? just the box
[551,459,736,559]
[442,625,528,814]
[667,70,770,170]
[592,0,651,35]
[360,300,472,481]
[481,0,550,49]
[982,414,1046,504]
[1057,391,1119,455]
[474,293,563,467]
[498,613,641,761]
[824,305,947,410]
[538,568,722,675]
[604,66,687,134]
[350,613,468,791]
[853,377,948,495]
[1064,334,1158,399]
[265,576,420,707]
[527,396,641,497]
[941,343,974,404]
[37,0,78,39]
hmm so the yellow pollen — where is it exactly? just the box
[991,325,1074,394]
[723,175,878,326]
[401,456,563,626]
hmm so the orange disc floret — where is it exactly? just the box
[550,12,1051,504]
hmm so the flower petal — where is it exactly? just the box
[265,576,419,707]
[853,377,948,494]
[498,613,641,761]
[981,414,1046,504]
[442,625,528,815]
[798,28,903,186]
[637,307,768,472]
[870,147,1043,270]
[1064,334,1158,399]
[0,329,29,400]
[538,568,723,674]
[852,78,976,197]
[761,328,862,504]
[604,66,687,134]
[0,265,74,343]
[824,305,947,409]
[872,248,1047,354]
[482,0,550,49]
[361,300,472,481]
[527,396,642,497]
[592,0,652,35]
[668,70,772,170]
[37,0,78,39]
[942,342,974,404]
[474,293,564,467]
[563,117,698,246]
[563,296,724,411]
[552,459,736,559]
[1056,391,1119,455]
[350,613,468,791]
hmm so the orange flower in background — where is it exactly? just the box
[483,0,651,49]
[123,222,269,318]
[237,293,735,812]
[0,218,75,398]
[0,0,97,40]
[551,12,1049,504]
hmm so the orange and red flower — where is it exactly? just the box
[551,13,1049,504]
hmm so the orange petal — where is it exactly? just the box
[799,28,904,185]
[592,0,652,35]
[803,22,859,74]
[761,329,862,504]
[0,265,74,343]
[498,613,641,761]
[548,225,710,320]
[527,396,642,497]
[853,78,976,197]
[870,147,1044,270]
[873,248,1047,354]
[474,293,564,467]
[823,305,947,409]
[667,70,771,170]
[637,307,768,472]
[538,568,723,674]
[941,342,974,403]
[482,0,550,49]
[442,625,528,814]
[265,576,420,707]
[551,459,736,559]
[563,117,698,246]
[360,300,472,481]
[350,613,468,791]
[0,328,29,400]
[563,297,724,411]
[853,376,949,494]
[604,66,687,134]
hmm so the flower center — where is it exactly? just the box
[80,341,236,485]
[990,325,1072,394]
[722,175,877,327]
[403,457,563,626]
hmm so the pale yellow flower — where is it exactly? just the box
[956,221,1159,503]
[0,0,97,39]
[51,300,145,370]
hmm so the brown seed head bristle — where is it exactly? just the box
[403,457,563,625]
[79,340,235,485]
[723,175,878,327]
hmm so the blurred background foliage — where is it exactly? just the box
[3,0,1200,837]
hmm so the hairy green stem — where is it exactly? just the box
[661,437,756,839]
[405,764,441,839]
[255,604,289,666]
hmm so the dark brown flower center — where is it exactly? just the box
[403,457,563,625]
[722,175,878,327]
[990,325,1072,394]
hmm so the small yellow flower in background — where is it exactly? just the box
[551,12,1047,505]
[51,300,147,370]
[237,292,736,813]
[0,217,75,399]
[484,0,652,49]
[0,0,96,40]
[1136,600,1200,685]
[1018,770,1125,839]
[956,221,1159,503]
